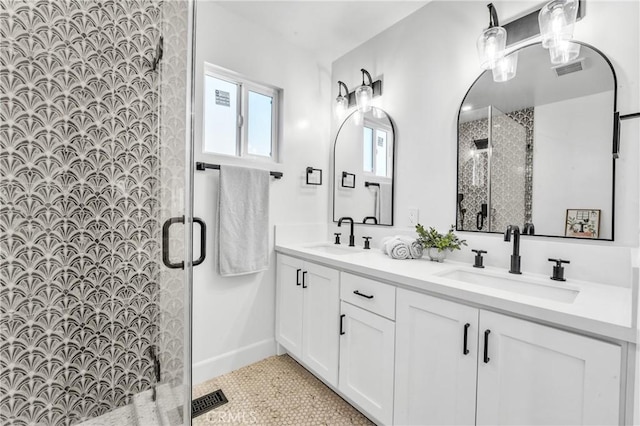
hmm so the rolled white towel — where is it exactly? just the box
[380,236,395,255]
[385,238,411,260]
[397,235,424,259]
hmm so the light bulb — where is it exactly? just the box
[355,84,373,113]
[548,40,581,64]
[477,26,507,70]
[492,52,518,82]
[335,95,348,118]
[539,0,578,48]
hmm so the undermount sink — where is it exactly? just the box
[304,243,362,256]
[439,269,579,303]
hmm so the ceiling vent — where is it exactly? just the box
[554,59,584,77]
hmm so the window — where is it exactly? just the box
[362,118,392,178]
[203,64,280,160]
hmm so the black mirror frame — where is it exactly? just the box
[332,108,396,226]
[455,41,618,241]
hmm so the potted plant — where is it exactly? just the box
[415,224,467,262]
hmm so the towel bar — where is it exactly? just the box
[195,162,283,179]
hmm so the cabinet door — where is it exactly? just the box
[339,302,395,425]
[477,310,621,426]
[394,289,479,426]
[302,262,340,387]
[276,255,304,358]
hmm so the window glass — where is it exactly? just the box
[203,75,238,156]
[375,129,387,177]
[247,91,273,157]
[363,126,374,172]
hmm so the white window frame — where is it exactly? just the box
[203,63,280,162]
[363,117,393,179]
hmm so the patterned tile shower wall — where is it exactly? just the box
[458,108,534,232]
[0,1,163,424]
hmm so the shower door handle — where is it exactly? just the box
[162,216,185,269]
[162,216,207,269]
[193,217,206,266]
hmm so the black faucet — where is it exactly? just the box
[338,217,355,247]
[504,225,522,274]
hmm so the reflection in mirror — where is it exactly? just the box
[457,42,616,240]
[334,107,395,225]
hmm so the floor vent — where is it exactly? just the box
[191,389,228,418]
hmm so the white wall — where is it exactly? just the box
[330,1,639,287]
[532,91,614,238]
[192,1,332,384]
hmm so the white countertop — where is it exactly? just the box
[276,242,636,343]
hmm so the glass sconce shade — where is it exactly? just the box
[548,40,581,64]
[492,51,518,82]
[539,0,579,49]
[335,95,349,117]
[355,84,373,113]
[477,26,507,70]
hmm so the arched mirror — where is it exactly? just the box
[457,42,617,240]
[333,107,395,225]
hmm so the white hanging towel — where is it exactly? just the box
[379,182,393,224]
[218,165,270,276]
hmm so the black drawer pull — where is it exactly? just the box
[463,323,470,355]
[302,271,308,288]
[296,269,302,286]
[340,314,346,335]
[353,290,374,299]
[484,329,491,363]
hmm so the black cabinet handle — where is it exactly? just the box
[162,216,185,269]
[296,269,302,286]
[353,290,374,299]
[302,271,308,288]
[193,217,206,266]
[340,314,346,335]
[463,323,470,355]
[484,329,491,363]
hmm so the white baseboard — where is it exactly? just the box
[192,339,276,386]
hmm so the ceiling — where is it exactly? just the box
[214,1,429,62]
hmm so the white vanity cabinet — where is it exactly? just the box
[276,254,340,387]
[395,288,622,426]
[339,273,396,425]
[476,310,621,426]
[394,290,479,425]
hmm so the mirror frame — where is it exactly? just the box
[456,41,618,241]
[333,108,396,226]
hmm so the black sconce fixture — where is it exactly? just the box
[334,69,383,117]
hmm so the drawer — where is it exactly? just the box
[341,272,396,320]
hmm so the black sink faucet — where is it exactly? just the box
[338,217,355,247]
[504,225,522,274]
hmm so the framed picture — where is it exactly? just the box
[341,172,355,188]
[565,209,600,239]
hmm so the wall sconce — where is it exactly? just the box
[355,69,374,113]
[539,0,580,64]
[477,3,517,82]
[477,4,507,70]
[334,69,382,117]
[335,81,349,118]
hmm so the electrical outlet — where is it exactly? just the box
[408,208,419,226]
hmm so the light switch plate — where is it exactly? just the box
[408,208,419,226]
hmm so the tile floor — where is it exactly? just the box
[192,355,374,425]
